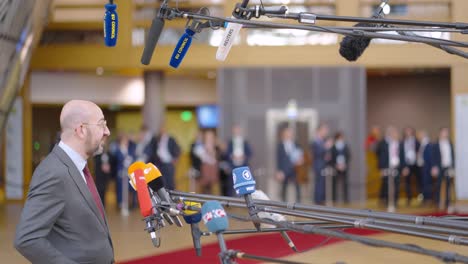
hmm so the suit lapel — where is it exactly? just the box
[52,146,108,232]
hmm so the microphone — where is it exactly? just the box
[103,1,118,47]
[128,161,180,226]
[216,0,250,61]
[169,15,205,68]
[141,0,169,65]
[251,190,298,252]
[338,1,388,61]
[143,162,183,226]
[133,166,161,247]
[201,201,230,264]
[232,166,261,231]
[128,161,146,191]
[182,201,203,256]
[169,28,195,68]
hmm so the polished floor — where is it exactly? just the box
[2,197,468,264]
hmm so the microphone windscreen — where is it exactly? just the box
[251,190,286,222]
[232,166,256,196]
[134,168,153,217]
[339,22,374,62]
[201,201,228,233]
[170,28,195,68]
[183,201,202,224]
[216,22,242,61]
[128,161,146,190]
[141,17,165,65]
[103,3,118,47]
[144,163,164,191]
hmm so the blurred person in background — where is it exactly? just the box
[332,132,351,204]
[431,127,455,209]
[376,126,402,207]
[225,125,252,196]
[189,130,203,180]
[194,130,220,194]
[400,127,421,205]
[94,143,112,208]
[147,123,181,190]
[417,130,433,205]
[311,123,330,205]
[226,124,252,169]
[109,132,137,209]
[277,126,303,203]
[366,125,382,152]
[134,125,153,163]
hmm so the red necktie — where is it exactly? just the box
[83,166,105,220]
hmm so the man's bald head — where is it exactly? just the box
[60,100,100,136]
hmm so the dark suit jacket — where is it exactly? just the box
[332,144,351,168]
[147,134,181,165]
[431,141,455,169]
[190,142,202,171]
[15,145,114,264]
[226,138,252,168]
[400,138,421,168]
[376,139,404,170]
[277,142,298,178]
[311,139,327,172]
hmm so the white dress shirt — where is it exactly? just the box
[440,139,452,168]
[58,141,87,183]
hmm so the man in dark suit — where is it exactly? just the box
[227,125,252,168]
[417,130,433,204]
[147,124,181,190]
[311,123,330,205]
[15,100,114,263]
[400,127,421,205]
[225,125,252,196]
[332,132,351,203]
[376,126,402,207]
[94,147,112,208]
[431,127,455,209]
[277,126,303,203]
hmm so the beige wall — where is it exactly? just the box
[30,72,217,106]
[367,72,450,138]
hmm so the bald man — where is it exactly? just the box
[14,100,114,264]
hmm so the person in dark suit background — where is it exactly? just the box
[109,132,137,209]
[225,125,252,196]
[332,132,351,203]
[417,130,433,204]
[277,126,303,203]
[226,125,252,168]
[376,126,402,206]
[94,144,112,208]
[147,123,181,190]
[400,127,421,205]
[431,127,455,209]
[14,100,114,263]
[311,123,330,205]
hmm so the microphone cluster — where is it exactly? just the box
[128,158,468,264]
[136,0,468,66]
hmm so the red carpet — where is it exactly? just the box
[120,228,381,264]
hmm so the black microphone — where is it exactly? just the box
[141,0,169,65]
[339,1,389,61]
[182,201,203,256]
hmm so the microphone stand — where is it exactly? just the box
[224,250,310,264]
[171,191,468,231]
[153,3,468,60]
[233,214,468,264]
